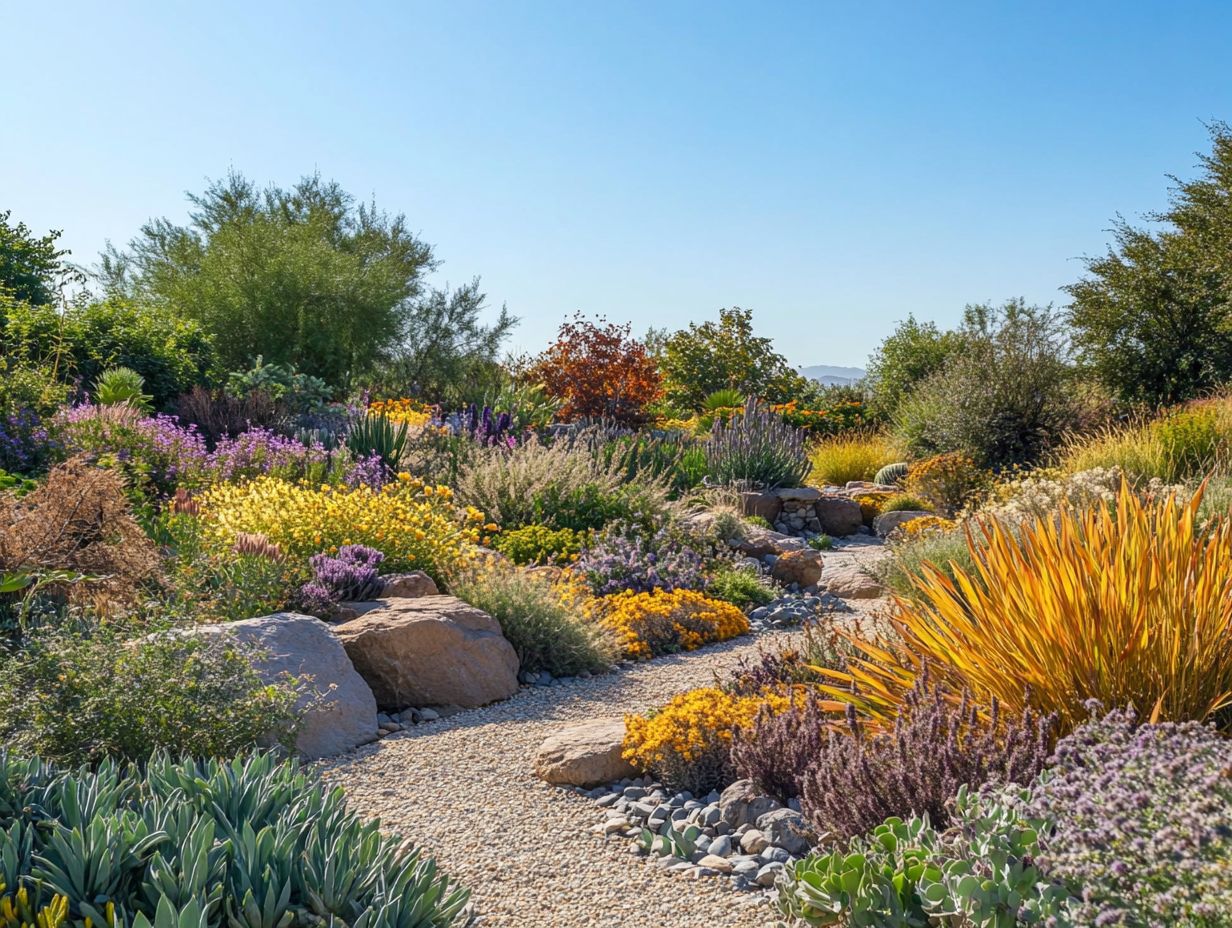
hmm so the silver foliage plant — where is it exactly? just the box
[703,398,810,490]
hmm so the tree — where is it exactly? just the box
[865,315,963,417]
[100,172,440,392]
[0,210,79,305]
[660,307,809,410]
[529,314,661,424]
[1067,124,1232,407]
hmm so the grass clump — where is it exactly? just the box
[808,431,900,487]
[707,565,777,610]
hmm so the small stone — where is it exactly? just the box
[708,834,733,857]
[603,817,629,835]
[596,793,619,808]
[760,846,792,864]
[740,829,769,854]
[697,854,734,874]
[418,707,440,721]
[755,862,785,887]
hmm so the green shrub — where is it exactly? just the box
[491,524,585,566]
[450,562,616,675]
[808,432,900,487]
[744,514,771,530]
[94,366,153,410]
[880,493,931,513]
[704,399,810,489]
[872,525,977,601]
[808,534,834,551]
[0,751,470,928]
[0,623,302,765]
[707,565,777,610]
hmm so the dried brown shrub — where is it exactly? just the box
[0,457,159,609]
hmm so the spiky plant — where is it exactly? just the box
[704,398,809,489]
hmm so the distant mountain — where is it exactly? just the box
[799,364,866,386]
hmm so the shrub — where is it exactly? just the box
[623,687,789,793]
[707,565,777,610]
[492,524,585,566]
[808,534,833,551]
[0,624,302,764]
[979,466,1127,525]
[871,521,974,600]
[903,451,990,515]
[574,523,707,596]
[601,588,749,659]
[93,366,152,410]
[808,432,900,487]
[368,397,434,428]
[744,514,771,529]
[346,412,409,472]
[704,398,810,489]
[829,479,1232,734]
[301,544,385,607]
[1028,707,1232,925]
[450,562,616,676]
[198,475,487,583]
[0,751,469,926]
[730,694,829,806]
[879,492,931,513]
[174,385,291,446]
[0,406,58,476]
[853,493,884,524]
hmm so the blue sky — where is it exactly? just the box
[5,1,1231,368]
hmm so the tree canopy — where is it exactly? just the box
[0,210,78,305]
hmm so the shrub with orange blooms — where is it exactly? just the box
[623,686,792,792]
[599,588,749,659]
[367,398,434,428]
[818,479,1232,735]
[904,451,990,515]
[528,314,662,425]
[772,398,868,435]
[196,474,487,582]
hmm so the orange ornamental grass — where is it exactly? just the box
[818,479,1232,734]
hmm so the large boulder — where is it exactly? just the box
[874,509,934,537]
[379,571,439,598]
[195,613,378,760]
[334,596,519,710]
[771,548,825,587]
[740,491,782,524]
[821,559,886,599]
[534,718,638,787]
[814,497,864,537]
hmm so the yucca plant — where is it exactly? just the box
[704,398,810,490]
[346,413,409,472]
[819,479,1232,734]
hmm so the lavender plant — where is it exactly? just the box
[731,694,828,805]
[299,545,385,612]
[704,398,810,489]
[574,522,707,595]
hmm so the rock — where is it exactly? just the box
[418,707,441,721]
[535,718,637,787]
[719,780,783,829]
[755,862,784,887]
[379,571,439,598]
[770,549,824,587]
[708,834,733,857]
[697,854,734,873]
[757,808,816,856]
[772,487,822,503]
[192,613,377,759]
[739,491,782,523]
[739,829,769,854]
[734,528,807,559]
[821,560,885,599]
[334,596,519,710]
[874,509,934,537]
[814,497,865,536]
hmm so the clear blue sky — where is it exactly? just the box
[5,1,1231,369]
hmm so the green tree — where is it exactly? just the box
[1067,124,1232,407]
[865,315,963,417]
[101,172,442,391]
[0,210,79,305]
[660,307,808,410]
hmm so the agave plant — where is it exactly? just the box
[704,398,810,489]
[346,413,409,472]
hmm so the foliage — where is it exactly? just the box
[808,533,833,551]
[367,398,434,428]
[772,397,871,436]
[491,524,584,566]
[0,210,77,306]
[872,521,974,600]
[903,452,990,515]
[574,523,707,596]
[874,461,909,486]
[808,432,900,487]
[865,315,964,419]
[880,493,931,513]
[892,301,1097,470]
[827,480,1232,734]
[623,686,789,793]
[197,474,487,583]
[528,314,661,424]
[704,398,810,489]
[1066,123,1232,407]
[980,466,1127,525]
[345,413,407,473]
[1028,707,1232,925]
[853,493,885,524]
[659,307,811,410]
[94,367,152,410]
[0,406,58,476]
[100,172,440,392]
[706,565,777,610]
[0,625,302,764]
[0,751,469,927]
[225,356,331,415]
[600,588,749,659]
[173,386,291,447]
[300,545,385,610]
[449,561,616,676]
[569,427,706,498]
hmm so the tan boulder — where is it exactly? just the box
[379,571,439,598]
[771,548,825,587]
[822,560,886,599]
[334,595,519,710]
[534,718,638,787]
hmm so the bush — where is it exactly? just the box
[492,524,586,566]
[198,475,487,583]
[0,751,470,926]
[704,398,810,489]
[93,366,152,410]
[174,385,292,446]
[0,625,302,764]
[574,523,707,596]
[871,520,974,599]
[623,686,789,793]
[830,479,1232,734]
[879,492,931,513]
[807,432,900,487]
[707,565,777,610]
[601,588,749,659]
[299,544,385,612]
[450,562,616,676]
[903,451,990,515]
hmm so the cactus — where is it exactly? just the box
[873,462,909,487]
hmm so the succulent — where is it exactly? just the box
[346,413,409,472]
[873,462,909,487]
[637,822,703,860]
[704,399,810,490]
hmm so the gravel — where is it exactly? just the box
[318,632,799,928]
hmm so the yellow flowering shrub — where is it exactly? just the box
[600,589,749,659]
[197,474,486,581]
[904,451,991,515]
[367,398,434,428]
[623,686,791,792]
[901,515,957,537]
[854,493,886,523]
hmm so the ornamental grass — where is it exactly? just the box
[807,431,901,487]
[820,479,1232,734]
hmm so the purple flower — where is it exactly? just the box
[575,523,707,596]
[299,544,386,610]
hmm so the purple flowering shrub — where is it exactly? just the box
[574,522,707,596]
[1029,706,1232,926]
[0,407,59,474]
[298,545,386,614]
